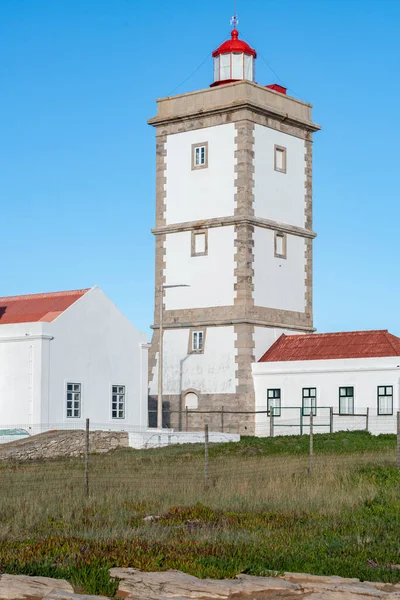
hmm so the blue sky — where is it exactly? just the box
[1,0,399,337]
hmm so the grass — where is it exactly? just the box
[0,431,399,595]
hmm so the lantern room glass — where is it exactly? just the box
[213,53,254,84]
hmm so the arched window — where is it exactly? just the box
[185,391,199,410]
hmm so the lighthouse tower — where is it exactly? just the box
[148,20,320,432]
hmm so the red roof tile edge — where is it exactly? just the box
[0,289,91,325]
[0,289,90,302]
[259,330,400,363]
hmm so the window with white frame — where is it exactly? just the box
[274,231,287,259]
[191,330,204,352]
[339,386,354,414]
[274,145,287,173]
[191,230,208,256]
[302,388,317,416]
[377,385,393,415]
[112,385,125,419]
[267,389,281,417]
[192,142,208,169]
[66,383,81,418]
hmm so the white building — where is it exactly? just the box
[252,330,400,436]
[0,286,149,432]
[147,23,320,432]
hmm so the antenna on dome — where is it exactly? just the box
[230,13,239,30]
[230,0,238,30]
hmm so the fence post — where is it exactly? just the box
[221,406,224,433]
[84,418,89,497]
[330,407,334,434]
[269,409,274,438]
[365,407,369,432]
[204,424,209,491]
[308,412,313,475]
[397,412,400,469]
[185,407,188,432]
[300,408,303,436]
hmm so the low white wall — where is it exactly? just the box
[129,430,240,449]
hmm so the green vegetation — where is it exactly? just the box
[0,431,399,596]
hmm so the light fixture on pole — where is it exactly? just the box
[158,283,189,429]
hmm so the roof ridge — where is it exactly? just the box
[384,331,400,356]
[301,329,388,338]
[0,289,90,302]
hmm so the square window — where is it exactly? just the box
[112,385,125,419]
[339,387,354,414]
[274,232,287,259]
[267,389,281,417]
[66,383,81,418]
[302,388,317,416]
[274,145,287,173]
[189,329,206,354]
[377,385,393,416]
[191,230,208,256]
[192,142,208,170]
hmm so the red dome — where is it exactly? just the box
[212,29,257,58]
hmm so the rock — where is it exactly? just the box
[109,569,300,599]
[45,591,110,600]
[142,516,160,522]
[110,569,400,600]
[0,574,73,600]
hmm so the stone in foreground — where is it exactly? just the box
[110,568,400,600]
[0,575,73,600]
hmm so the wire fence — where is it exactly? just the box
[0,414,399,544]
[0,414,399,504]
[148,404,397,436]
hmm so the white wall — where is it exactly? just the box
[165,124,236,223]
[254,327,303,362]
[43,287,148,429]
[149,326,237,396]
[165,227,235,309]
[0,322,48,428]
[254,124,306,227]
[253,227,306,312]
[252,356,400,436]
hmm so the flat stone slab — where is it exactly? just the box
[110,568,400,600]
[0,575,73,600]
[45,591,110,600]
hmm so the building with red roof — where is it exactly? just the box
[0,286,149,433]
[252,330,400,437]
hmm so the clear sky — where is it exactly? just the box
[1,0,399,338]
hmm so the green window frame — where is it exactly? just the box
[302,387,317,416]
[267,389,281,417]
[339,386,354,414]
[377,385,393,416]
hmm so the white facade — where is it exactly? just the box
[254,124,306,226]
[165,226,235,310]
[0,287,149,432]
[165,124,236,223]
[252,357,400,436]
[253,227,306,313]
[149,326,237,397]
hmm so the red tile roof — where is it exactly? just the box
[259,330,400,362]
[0,289,90,325]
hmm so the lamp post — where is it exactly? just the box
[158,283,189,429]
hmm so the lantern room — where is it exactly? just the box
[211,28,257,87]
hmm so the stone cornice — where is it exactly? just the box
[148,81,321,133]
[152,318,315,333]
[148,101,320,133]
[152,215,316,239]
